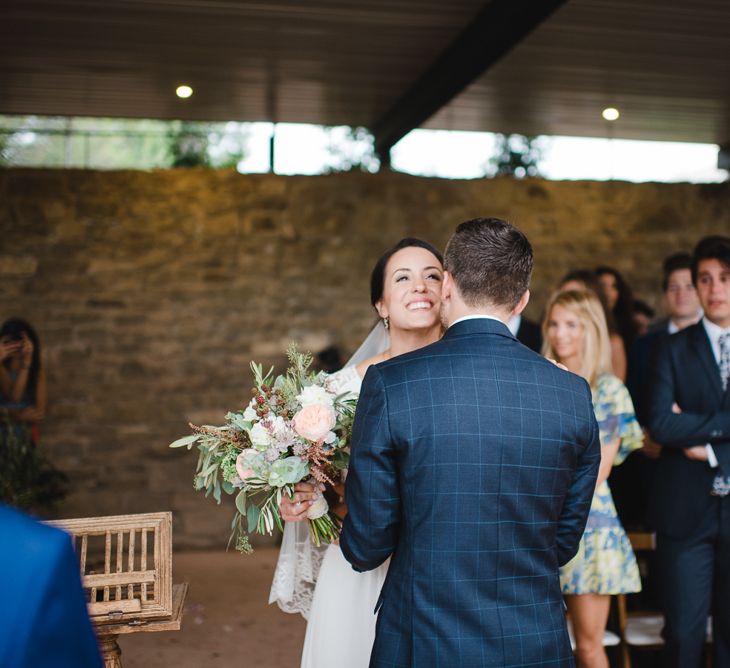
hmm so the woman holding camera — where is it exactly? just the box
[0,318,47,444]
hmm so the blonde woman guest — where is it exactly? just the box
[543,290,642,668]
[559,270,628,381]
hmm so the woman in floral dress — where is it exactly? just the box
[543,289,642,668]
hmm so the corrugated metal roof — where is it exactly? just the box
[1,0,729,145]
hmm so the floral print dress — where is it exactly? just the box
[560,373,643,594]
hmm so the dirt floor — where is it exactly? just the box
[120,548,305,668]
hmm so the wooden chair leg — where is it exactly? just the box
[614,594,631,668]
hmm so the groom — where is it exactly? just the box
[340,218,600,668]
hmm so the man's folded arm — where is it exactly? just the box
[648,339,730,447]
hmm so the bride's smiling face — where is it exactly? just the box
[376,246,443,331]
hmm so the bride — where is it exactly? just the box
[269,237,445,667]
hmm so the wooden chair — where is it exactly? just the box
[48,511,187,668]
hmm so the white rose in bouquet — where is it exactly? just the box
[296,384,334,407]
[243,402,258,422]
[249,421,271,449]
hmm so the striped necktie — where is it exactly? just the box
[711,332,730,496]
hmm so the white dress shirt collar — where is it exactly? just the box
[668,309,703,334]
[451,314,506,327]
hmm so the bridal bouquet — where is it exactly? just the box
[170,346,356,553]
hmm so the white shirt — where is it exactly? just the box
[701,318,730,468]
[507,314,521,337]
[667,309,703,334]
[451,314,507,328]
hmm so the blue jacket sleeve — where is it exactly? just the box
[556,383,601,567]
[340,364,401,572]
[23,530,103,668]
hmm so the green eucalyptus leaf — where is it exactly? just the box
[235,490,247,515]
[201,462,218,477]
[170,434,201,448]
[246,504,260,533]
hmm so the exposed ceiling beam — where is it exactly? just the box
[371,0,568,165]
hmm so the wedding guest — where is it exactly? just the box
[609,254,701,606]
[627,252,702,425]
[559,270,627,381]
[648,236,730,668]
[0,318,47,445]
[507,312,542,352]
[0,503,103,668]
[633,299,655,337]
[544,289,642,668]
[596,266,639,352]
[0,318,65,511]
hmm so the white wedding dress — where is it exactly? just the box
[269,364,390,668]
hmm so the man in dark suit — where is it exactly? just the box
[628,252,702,425]
[648,235,730,668]
[341,218,600,668]
[0,504,103,668]
[613,252,702,530]
[508,313,543,353]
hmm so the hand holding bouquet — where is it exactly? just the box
[170,346,356,553]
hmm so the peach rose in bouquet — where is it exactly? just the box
[293,403,337,443]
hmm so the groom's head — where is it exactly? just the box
[442,217,533,325]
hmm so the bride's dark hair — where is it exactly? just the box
[370,238,444,306]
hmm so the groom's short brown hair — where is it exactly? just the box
[445,217,533,309]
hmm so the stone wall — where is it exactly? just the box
[1,168,729,547]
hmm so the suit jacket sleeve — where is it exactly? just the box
[340,364,400,572]
[556,383,601,567]
[648,337,730,449]
[23,530,103,668]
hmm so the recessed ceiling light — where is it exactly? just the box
[176,85,193,99]
[602,107,620,121]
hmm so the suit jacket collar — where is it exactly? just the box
[444,317,515,340]
[688,321,724,400]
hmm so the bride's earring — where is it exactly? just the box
[383,316,390,330]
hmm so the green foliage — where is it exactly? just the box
[168,121,211,168]
[0,115,247,170]
[0,423,67,511]
[323,126,379,173]
[236,533,254,555]
[489,134,543,178]
[220,444,241,483]
[278,344,318,401]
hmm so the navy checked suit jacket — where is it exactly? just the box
[647,322,730,538]
[340,318,601,668]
